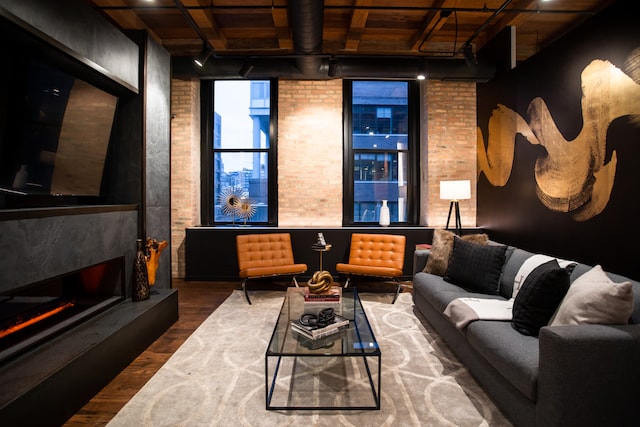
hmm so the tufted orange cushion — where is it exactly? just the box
[236,233,307,279]
[336,233,406,278]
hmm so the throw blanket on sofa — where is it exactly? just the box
[444,298,513,329]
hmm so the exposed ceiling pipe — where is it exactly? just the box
[172,55,495,82]
[458,0,514,56]
[289,0,324,76]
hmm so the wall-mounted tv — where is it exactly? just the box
[0,15,122,209]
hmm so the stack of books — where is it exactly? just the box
[290,314,349,341]
[303,286,341,303]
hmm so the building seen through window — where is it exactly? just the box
[212,80,271,224]
[351,81,409,224]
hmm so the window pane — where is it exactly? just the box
[213,81,270,150]
[354,151,407,223]
[214,151,268,223]
[212,80,270,224]
[351,81,409,223]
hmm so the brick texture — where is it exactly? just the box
[170,78,201,277]
[423,80,477,227]
[169,78,477,277]
[277,80,343,226]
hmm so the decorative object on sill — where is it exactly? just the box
[440,180,471,236]
[236,196,256,226]
[145,238,168,286]
[132,239,150,301]
[219,186,243,224]
[379,199,390,227]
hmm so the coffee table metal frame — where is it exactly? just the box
[265,287,381,410]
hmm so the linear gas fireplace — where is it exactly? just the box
[0,257,125,363]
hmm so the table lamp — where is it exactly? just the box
[440,180,471,235]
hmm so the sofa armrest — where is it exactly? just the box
[412,249,430,276]
[537,324,640,427]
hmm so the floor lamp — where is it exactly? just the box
[440,180,471,235]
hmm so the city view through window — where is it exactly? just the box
[352,81,409,224]
[213,80,270,224]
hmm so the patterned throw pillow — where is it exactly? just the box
[511,259,571,336]
[444,236,507,295]
[550,265,633,326]
[423,229,489,276]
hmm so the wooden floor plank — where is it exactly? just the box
[63,278,410,426]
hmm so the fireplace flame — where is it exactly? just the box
[0,301,75,340]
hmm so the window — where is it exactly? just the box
[344,80,419,225]
[201,80,277,225]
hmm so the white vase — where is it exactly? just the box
[379,200,390,227]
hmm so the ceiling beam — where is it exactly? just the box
[344,0,372,51]
[180,0,226,51]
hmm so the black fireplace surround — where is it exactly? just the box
[0,257,125,364]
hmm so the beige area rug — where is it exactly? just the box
[107,290,512,427]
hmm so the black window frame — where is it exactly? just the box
[342,79,420,226]
[200,79,279,226]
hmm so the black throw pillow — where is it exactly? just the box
[511,259,571,336]
[444,237,507,295]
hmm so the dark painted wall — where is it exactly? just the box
[0,0,172,293]
[185,227,482,281]
[477,0,640,280]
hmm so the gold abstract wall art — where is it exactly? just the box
[478,58,640,221]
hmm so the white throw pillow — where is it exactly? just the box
[550,265,633,326]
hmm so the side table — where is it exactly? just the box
[312,244,332,270]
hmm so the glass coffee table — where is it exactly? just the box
[265,287,381,410]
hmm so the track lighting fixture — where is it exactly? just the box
[194,47,212,68]
[462,44,476,67]
[328,57,338,77]
[239,62,255,78]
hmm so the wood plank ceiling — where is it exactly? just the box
[84,0,616,79]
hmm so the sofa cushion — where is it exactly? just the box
[444,237,507,295]
[423,229,488,276]
[466,320,540,401]
[499,248,536,299]
[511,259,571,336]
[413,272,506,313]
[550,264,634,326]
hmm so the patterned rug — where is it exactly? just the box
[107,290,511,426]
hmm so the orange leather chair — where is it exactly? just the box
[236,233,307,304]
[336,233,406,303]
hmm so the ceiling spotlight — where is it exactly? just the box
[194,47,212,68]
[239,62,255,78]
[417,60,427,80]
[328,58,338,77]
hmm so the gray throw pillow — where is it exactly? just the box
[550,265,633,326]
[444,236,507,295]
[423,229,488,276]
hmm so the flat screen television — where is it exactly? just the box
[0,16,121,208]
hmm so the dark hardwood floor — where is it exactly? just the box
[64,279,238,426]
[63,278,410,426]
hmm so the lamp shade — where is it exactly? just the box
[440,180,471,200]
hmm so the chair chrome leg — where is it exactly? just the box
[392,280,402,304]
[343,277,351,288]
[292,276,300,287]
[242,278,252,305]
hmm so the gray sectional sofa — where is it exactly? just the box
[412,237,640,427]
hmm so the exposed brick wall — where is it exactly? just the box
[423,80,477,227]
[277,80,343,226]
[168,78,477,277]
[170,78,201,277]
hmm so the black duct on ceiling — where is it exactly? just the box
[172,55,495,82]
[172,0,496,81]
